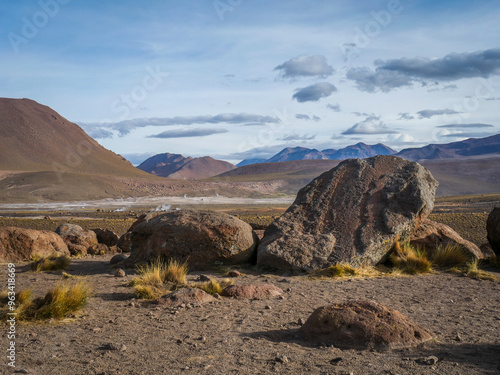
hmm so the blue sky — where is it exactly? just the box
[1,0,500,164]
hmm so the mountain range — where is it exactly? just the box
[137,153,235,180]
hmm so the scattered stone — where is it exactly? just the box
[300,300,435,350]
[88,243,113,256]
[198,274,213,282]
[221,284,283,300]
[55,223,98,256]
[0,227,70,262]
[227,270,242,277]
[265,305,272,310]
[110,253,128,265]
[44,215,52,220]
[155,288,215,308]
[487,207,500,256]
[102,343,126,351]
[91,228,119,247]
[257,156,438,271]
[298,318,306,325]
[330,357,343,365]
[411,219,483,259]
[419,356,439,365]
[455,334,462,342]
[213,293,222,300]
[114,269,126,277]
[275,355,289,364]
[126,210,258,270]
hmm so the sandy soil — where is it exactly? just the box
[1,256,499,375]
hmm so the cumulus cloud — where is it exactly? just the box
[147,128,228,138]
[347,48,500,92]
[275,54,334,79]
[327,103,341,112]
[417,109,461,119]
[436,123,494,129]
[398,112,415,120]
[292,82,337,103]
[280,133,316,141]
[79,113,278,136]
[341,116,398,135]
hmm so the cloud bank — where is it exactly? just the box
[147,128,228,138]
[275,54,334,79]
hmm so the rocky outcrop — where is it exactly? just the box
[300,300,435,350]
[127,210,258,270]
[487,207,500,256]
[55,223,98,256]
[410,219,483,259]
[257,156,438,271]
[117,212,162,253]
[0,227,70,262]
[91,228,119,247]
[221,284,283,299]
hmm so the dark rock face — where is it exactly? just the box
[91,228,119,247]
[487,207,500,256]
[55,223,98,256]
[0,227,70,262]
[257,156,438,271]
[221,284,283,299]
[127,210,258,270]
[300,300,435,350]
[410,219,483,259]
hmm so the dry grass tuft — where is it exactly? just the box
[430,244,469,269]
[194,279,234,295]
[31,254,70,272]
[0,281,91,321]
[131,258,188,299]
[312,263,357,278]
[463,259,497,281]
[390,242,432,275]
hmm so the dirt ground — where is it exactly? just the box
[1,255,499,375]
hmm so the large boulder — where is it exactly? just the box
[0,227,70,262]
[257,156,438,271]
[55,223,98,256]
[300,300,435,350]
[410,219,483,259]
[117,212,162,253]
[487,207,500,256]
[127,210,258,270]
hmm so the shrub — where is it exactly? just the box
[0,281,91,321]
[463,259,497,281]
[31,255,70,272]
[430,244,469,269]
[390,242,431,275]
[131,258,188,299]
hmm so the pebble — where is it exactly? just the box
[298,318,306,325]
[275,355,289,364]
[114,269,126,277]
[265,305,272,310]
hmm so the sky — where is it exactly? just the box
[1,0,500,165]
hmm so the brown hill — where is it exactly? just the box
[138,153,235,180]
[0,98,145,177]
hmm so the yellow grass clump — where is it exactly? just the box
[0,281,91,321]
[194,279,234,295]
[131,258,188,300]
[31,254,70,272]
[390,241,432,275]
[429,244,469,269]
[460,259,497,281]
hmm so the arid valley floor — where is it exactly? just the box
[1,195,499,375]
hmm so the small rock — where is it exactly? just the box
[455,334,462,341]
[214,293,222,300]
[275,355,289,364]
[114,269,126,277]
[227,270,242,277]
[110,253,127,265]
[421,356,439,365]
[265,305,272,310]
[198,274,212,282]
[278,295,285,300]
[298,318,306,325]
[330,357,342,365]
[104,343,125,351]
[177,339,183,344]
[129,302,136,307]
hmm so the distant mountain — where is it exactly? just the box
[239,143,396,166]
[236,158,268,167]
[267,147,329,163]
[323,142,396,160]
[138,153,235,180]
[396,134,500,161]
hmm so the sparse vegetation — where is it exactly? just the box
[31,254,71,272]
[194,279,234,295]
[0,281,91,321]
[390,241,432,275]
[429,244,469,269]
[131,258,188,299]
[312,263,357,278]
[450,259,497,281]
